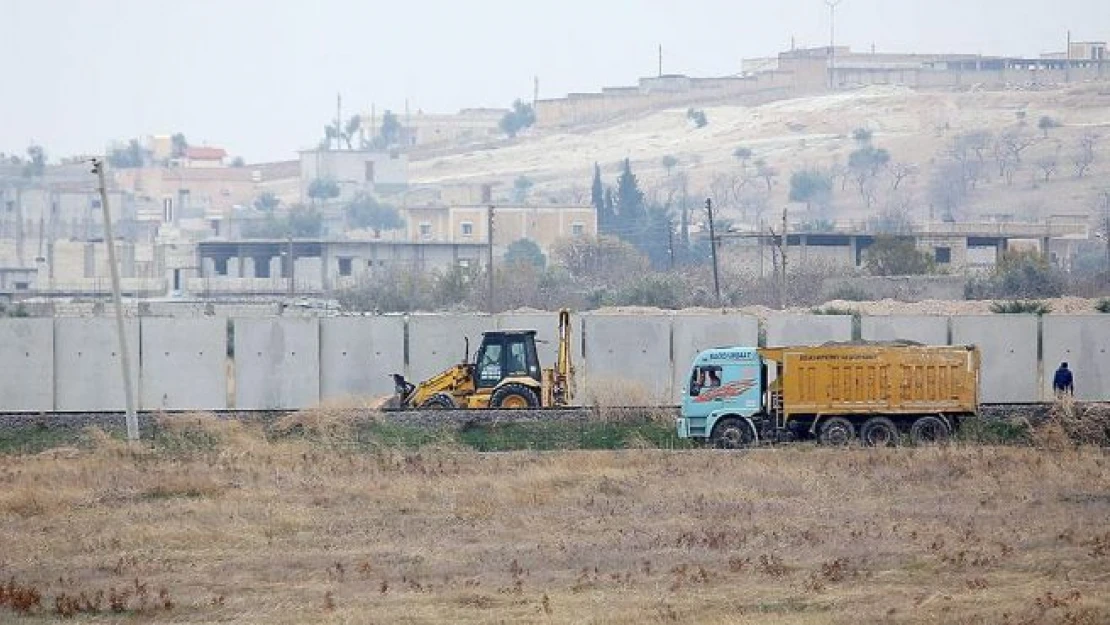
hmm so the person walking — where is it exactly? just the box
[1052,362,1074,396]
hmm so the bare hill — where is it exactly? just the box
[410,84,1110,226]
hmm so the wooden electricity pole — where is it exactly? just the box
[487,205,495,314]
[92,158,138,442]
[705,198,721,305]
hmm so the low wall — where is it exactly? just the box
[1,313,1106,411]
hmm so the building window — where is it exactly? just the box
[419,223,432,240]
[458,259,471,270]
[935,247,951,264]
[571,222,585,236]
[338,257,353,277]
[461,221,473,237]
[14,282,29,290]
[364,161,375,183]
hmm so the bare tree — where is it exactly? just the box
[997,129,1038,164]
[928,160,969,221]
[949,134,986,189]
[1035,155,1059,183]
[754,159,778,192]
[709,173,733,210]
[1073,132,1099,178]
[888,161,918,190]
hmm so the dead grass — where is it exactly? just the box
[0,424,1108,624]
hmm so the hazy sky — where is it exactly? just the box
[1,0,1102,162]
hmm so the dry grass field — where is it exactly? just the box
[1,415,1109,624]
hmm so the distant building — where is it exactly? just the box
[362,108,508,148]
[299,149,408,202]
[360,204,596,254]
[182,146,227,168]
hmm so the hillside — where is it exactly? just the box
[409,84,1110,227]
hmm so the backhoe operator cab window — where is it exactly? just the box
[689,365,722,396]
[475,333,541,388]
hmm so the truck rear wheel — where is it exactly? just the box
[910,416,950,445]
[711,418,755,449]
[490,383,540,409]
[818,417,856,446]
[860,417,900,447]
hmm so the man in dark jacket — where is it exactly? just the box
[1053,362,1074,396]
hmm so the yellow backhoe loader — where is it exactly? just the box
[391,310,575,409]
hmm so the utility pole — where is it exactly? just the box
[826,0,843,90]
[705,198,721,305]
[487,205,495,314]
[92,158,138,442]
[336,92,342,150]
[658,44,663,77]
[1066,30,1072,83]
[533,75,539,106]
[287,231,295,298]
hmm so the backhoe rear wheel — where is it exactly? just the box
[490,383,540,409]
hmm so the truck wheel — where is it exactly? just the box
[712,418,755,449]
[910,416,950,445]
[490,383,540,409]
[860,417,900,447]
[818,417,856,446]
[420,394,456,410]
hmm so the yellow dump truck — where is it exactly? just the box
[676,343,980,447]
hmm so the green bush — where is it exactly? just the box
[827,284,871,302]
[1096,298,1110,313]
[989,300,1052,315]
[864,236,935,276]
[966,251,1065,299]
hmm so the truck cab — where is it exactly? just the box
[677,347,765,446]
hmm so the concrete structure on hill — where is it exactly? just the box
[299,149,408,202]
[536,44,1108,128]
[194,239,486,293]
[719,219,1090,275]
[362,108,508,149]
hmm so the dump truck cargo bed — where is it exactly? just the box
[762,344,980,418]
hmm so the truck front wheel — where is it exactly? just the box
[711,418,756,450]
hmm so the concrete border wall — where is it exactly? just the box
[951,315,1039,403]
[54,318,140,412]
[1041,316,1110,401]
[766,315,853,346]
[406,315,493,383]
[861,316,949,345]
[320,316,406,401]
[234,318,320,410]
[0,319,54,412]
[582,315,673,402]
[140,318,228,411]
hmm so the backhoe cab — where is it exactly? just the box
[392,310,574,410]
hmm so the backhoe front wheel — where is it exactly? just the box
[420,394,456,409]
[490,383,540,409]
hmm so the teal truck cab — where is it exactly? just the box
[676,347,766,448]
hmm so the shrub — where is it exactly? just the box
[1096,298,1110,313]
[966,251,1065,299]
[686,108,708,128]
[989,300,1052,315]
[864,236,935,276]
[827,284,870,302]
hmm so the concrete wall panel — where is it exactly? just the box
[141,318,228,411]
[861,316,949,345]
[407,315,494,383]
[1042,316,1110,401]
[496,312,582,372]
[951,315,1039,403]
[670,314,759,401]
[55,318,140,412]
[0,319,54,412]
[234,318,320,410]
[583,314,672,401]
[765,315,852,347]
[320,316,405,401]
